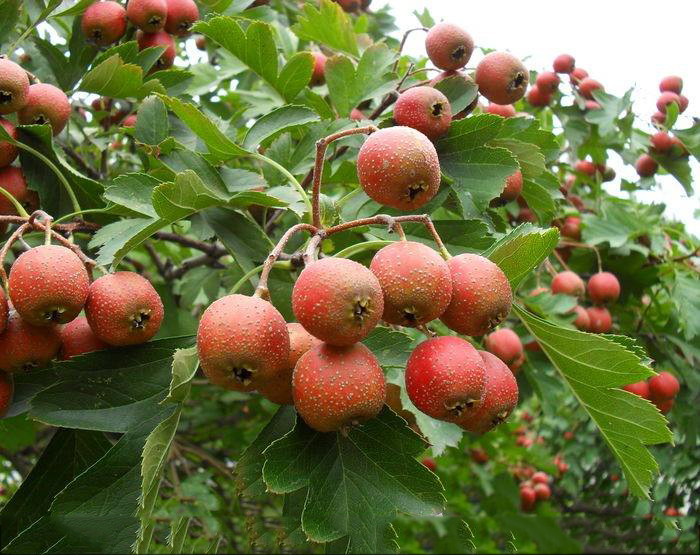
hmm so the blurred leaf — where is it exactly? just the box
[292,0,359,57]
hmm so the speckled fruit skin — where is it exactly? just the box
[570,67,588,84]
[197,294,289,392]
[635,154,658,178]
[553,54,575,73]
[485,103,516,118]
[292,342,386,433]
[394,86,452,141]
[82,1,127,46]
[292,257,383,346]
[461,350,518,435]
[60,316,108,360]
[586,306,612,333]
[0,288,7,334]
[440,253,513,337]
[405,336,486,423]
[535,71,560,92]
[370,241,452,327]
[475,51,528,105]
[551,271,585,297]
[425,23,474,71]
[572,305,590,331]
[164,0,199,35]
[0,167,39,215]
[651,131,673,152]
[85,271,164,346]
[0,59,30,115]
[8,245,90,327]
[0,311,61,372]
[648,371,679,400]
[127,0,167,31]
[137,30,176,70]
[659,75,683,94]
[656,91,680,113]
[0,118,18,168]
[258,323,321,405]
[309,52,327,86]
[577,78,603,100]
[501,170,522,202]
[357,126,441,210]
[561,216,581,240]
[587,272,620,304]
[526,86,551,107]
[484,328,523,369]
[0,370,13,416]
[623,380,650,399]
[17,84,71,136]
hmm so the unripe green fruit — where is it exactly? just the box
[357,126,441,210]
[475,51,528,105]
[127,0,168,32]
[587,271,620,304]
[425,23,474,71]
[0,370,12,417]
[405,336,486,423]
[659,75,682,94]
[0,167,40,216]
[0,287,7,334]
[258,323,321,405]
[484,328,523,372]
[500,170,522,202]
[293,342,386,433]
[197,294,289,391]
[164,0,199,36]
[440,253,512,337]
[586,306,612,333]
[461,350,518,434]
[0,311,61,372]
[137,30,176,70]
[485,103,516,118]
[82,1,127,46]
[0,117,18,168]
[85,271,164,346]
[60,316,108,360]
[18,84,71,136]
[9,245,90,326]
[0,58,30,115]
[577,78,603,100]
[292,257,383,346]
[553,54,575,74]
[394,86,452,140]
[370,240,452,327]
[551,270,584,297]
[309,52,327,86]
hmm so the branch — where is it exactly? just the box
[60,144,101,180]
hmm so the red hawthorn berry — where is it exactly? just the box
[553,54,575,74]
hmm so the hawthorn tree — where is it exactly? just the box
[0,0,698,553]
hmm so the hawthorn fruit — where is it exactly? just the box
[551,270,585,297]
[81,0,127,46]
[60,316,108,359]
[475,51,529,105]
[0,58,30,115]
[164,0,199,36]
[126,0,168,32]
[17,83,71,135]
[0,311,62,372]
[424,22,474,71]
[587,271,621,304]
[393,86,452,140]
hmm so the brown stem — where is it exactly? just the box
[552,248,571,271]
[312,126,378,228]
[559,240,602,272]
[544,259,558,277]
[302,232,325,267]
[0,222,30,288]
[175,440,232,478]
[60,144,101,180]
[254,223,318,299]
[392,27,429,71]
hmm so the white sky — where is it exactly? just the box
[376,0,699,236]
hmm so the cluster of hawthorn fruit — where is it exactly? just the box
[196,20,535,435]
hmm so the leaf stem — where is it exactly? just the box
[0,187,30,218]
[251,152,312,220]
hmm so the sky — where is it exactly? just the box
[374,0,700,236]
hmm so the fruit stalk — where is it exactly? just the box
[392,28,429,71]
[312,126,378,228]
[559,240,603,272]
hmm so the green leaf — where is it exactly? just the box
[262,407,444,552]
[514,305,673,498]
[80,54,145,98]
[670,271,700,340]
[243,105,320,150]
[581,199,652,248]
[29,337,195,432]
[104,173,160,218]
[277,52,315,102]
[159,94,248,160]
[325,44,396,117]
[0,429,111,546]
[585,89,633,137]
[495,116,560,163]
[522,177,557,223]
[673,121,700,162]
[292,0,359,57]
[164,345,200,404]
[489,137,545,178]
[486,225,559,289]
[0,0,21,42]
[135,95,170,145]
[432,73,478,114]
